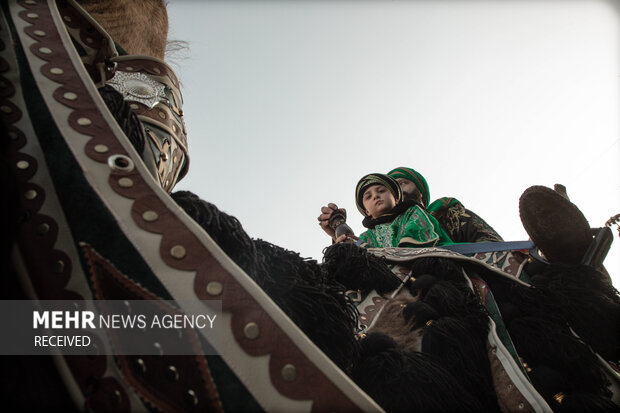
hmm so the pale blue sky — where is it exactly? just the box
[167,0,620,286]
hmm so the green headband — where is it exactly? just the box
[355,173,403,216]
[388,167,430,207]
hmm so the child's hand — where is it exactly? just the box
[317,203,347,240]
[335,234,359,244]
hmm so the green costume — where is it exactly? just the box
[428,197,503,243]
[355,173,453,249]
[387,166,430,207]
[358,205,453,248]
[388,167,503,243]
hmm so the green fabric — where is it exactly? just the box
[427,196,461,214]
[388,167,431,207]
[359,206,453,248]
[428,197,503,243]
[355,173,403,216]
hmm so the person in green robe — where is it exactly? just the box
[354,173,453,248]
[388,167,503,243]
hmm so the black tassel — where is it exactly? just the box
[322,243,402,294]
[421,317,498,412]
[409,257,467,283]
[402,301,439,331]
[352,333,484,413]
[407,274,439,298]
[507,316,611,398]
[529,264,620,361]
[421,280,490,335]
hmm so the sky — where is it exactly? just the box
[166,0,620,287]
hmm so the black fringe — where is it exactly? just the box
[422,316,498,413]
[406,258,498,412]
[409,257,467,284]
[171,191,258,275]
[98,85,145,155]
[171,191,360,371]
[486,271,617,410]
[402,301,439,331]
[352,333,484,413]
[407,274,439,297]
[322,243,402,294]
[253,239,360,371]
[529,264,620,361]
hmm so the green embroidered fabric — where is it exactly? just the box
[359,206,453,248]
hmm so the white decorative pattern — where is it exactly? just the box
[107,70,167,109]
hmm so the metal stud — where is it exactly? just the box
[38,47,52,55]
[125,66,134,71]
[142,210,159,222]
[170,245,186,259]
[130,103,139,110]
[281,364,297,382]
[94,144,108,153]
[518,402,524,409]
[63,15,71,22]
[185,390,198,406]
[24,0,36,4]
[118,177,133,188]
[52,260,65,273]
[152,67,161,74]
[63,92,77,101]
[77,117,91,126]
[153,342,163,356]
[26,13,38,19]
[85,37,94,44]
[1,105,12,113]
[166,365,179,382]
[50,67,63,75]
[33,30,46,37]
[158,111,166,119]
[206,281,223,296]
[24,189,37,200]
[243,322,260,340]
[507,384,513,390]
[37,223,50,235]
[109,390,122,407]
[133,358,146,374]
[16,160,29,170]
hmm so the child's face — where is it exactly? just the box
[395,178,417,199]
[362,184,397,218]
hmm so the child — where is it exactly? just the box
[355,173,453,248]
